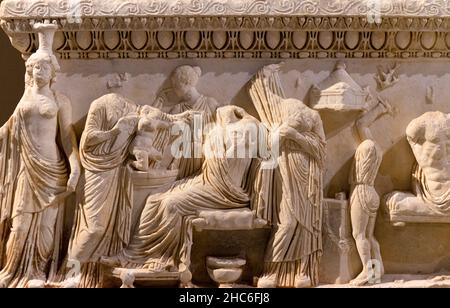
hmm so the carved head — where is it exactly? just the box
[26,21,60,89]
[25,51,59,89]
[170,65,201,100]
[138,105,163,132]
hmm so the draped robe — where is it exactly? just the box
[413,164,450,215]
[249,67,326,287]
[0,104,67,288]
[118,115,259,272]
[169,95,218,179]
[67,94,138,287]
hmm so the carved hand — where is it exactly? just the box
[118,114,139,127]
[259,149,272,161]
[107,127,122,138]
[171,111,194,127]
[181,110,194,121]
[114,115,139,134]
[263,62,284,76]
[48,191,72,208]
[277,123,297,141]
[378,97,397,117]
[67,169,81,192]
[86,129,120,146]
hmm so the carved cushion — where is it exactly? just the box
[384,191,450,224]
[193,208,266,231]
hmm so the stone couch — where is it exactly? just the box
[1,0,450,288]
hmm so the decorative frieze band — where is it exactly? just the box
[3,15,450,33]
[2,1,450,59]
[8,21,450,60]
[1,0,450,19]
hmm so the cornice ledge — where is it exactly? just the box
[1,0,449,19]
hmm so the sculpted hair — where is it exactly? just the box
[25,51,60,87]
[171,65,201,87]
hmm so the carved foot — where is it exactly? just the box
[180,281,196,288]
[60,277,80,289]
[350,271,369,287]
[294,275,312,288]
[100,255,122,267]
[257,275,277,288]
[253,218,269,228]
[27,279,46,288]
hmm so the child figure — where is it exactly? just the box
[130,106,171,171]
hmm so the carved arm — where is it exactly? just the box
[57,94,81,192]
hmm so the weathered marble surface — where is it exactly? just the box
[3,0,450,18]
[385,111,450,224]
[1,0,450,288]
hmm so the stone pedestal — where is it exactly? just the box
[320,197,361,285]
[191,209,270,287]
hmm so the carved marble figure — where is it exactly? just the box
[168,65,220,179]
[101,106,265,282]
[349,97,394,286]
[385,111,450,224]
[64,93,139,288]
[2,0,450,289]
[0,22,80,288]
[130,106,172,171]
[64,95,191,287]
[250,64,326,288]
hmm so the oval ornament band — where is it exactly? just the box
[2,0,450,59]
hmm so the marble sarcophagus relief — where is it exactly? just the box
[0,0,450,288]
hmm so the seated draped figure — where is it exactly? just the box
[101,105,264,273]
[384,111,450,223]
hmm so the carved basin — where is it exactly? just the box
[206,257,247,288]
[127,166,179,189]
